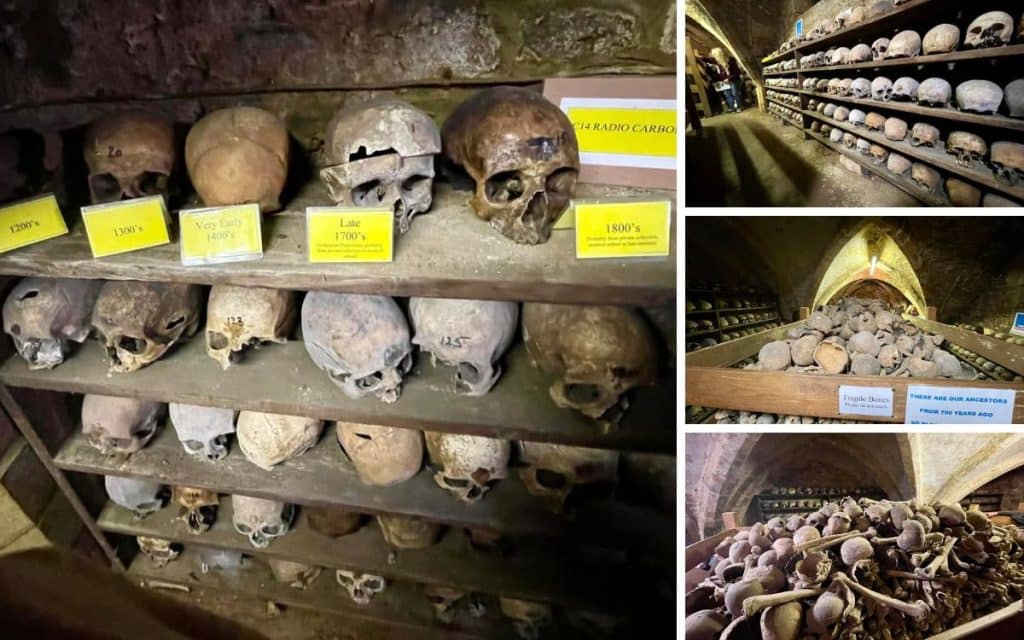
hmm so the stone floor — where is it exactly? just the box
[685,109,920,207]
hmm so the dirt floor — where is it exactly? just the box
[685,109,920,207]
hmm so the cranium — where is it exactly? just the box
[82,394,163,456]
[923,24,961,54]
[236,411,322,471]
[945,131,989,168]
[892,77,920,101]
[185,107,289,212]
[424,584,467,624]
[956,80,1004,115]
[839,80,854,98]
[848,6,866,25]
[83,112,174,204]
[856,138,871,155]
[833,106,850,122]
[442,87,579,245]
[500,597,552,640]
[268,558,321,590]
[871,77,894,101]
[199,548,245,573]
[848,109,867,127]
[336,570,387,605]
[835,9,852,29]
[424,431,510,503]
[522,303,657,422]
[376,514,443,549]
[824,104,838,118]
[804,78,817,91]
[319,99,441,234]
[865,112,887,131]
[869,144,889,164]
[811,121,822,133]
[830,128,845,144]
[1006,79,1024,118]
[910,123,941,147]
[305,504,366,537]
[104,475,167,519]
[911,163,942,193]
[884,117,909,141]
[205,285,296,369]
[408,297,518,396]
[964,11,1014,49]
[168,403,236,461]
[850,78,872,99]
[871,38,890,60]
[173,485,219,535]
[831,48,850,66]
[946,178,982,206]
[821,124,833,136]
[231,495,295,548]
[917,78,953,108]
[816,79,830,92]
[91,281,201,373]
[3,277,102,369]
[992,142,1024,186]
[518,441,619,514]
[848,44,872,64]
[137,536,181,568]
[886,30,922,58]
[867,1,894,19]
[843,133,857,148]
[336,421,423,486]
[887,152,912,175]
[301,292,412,404]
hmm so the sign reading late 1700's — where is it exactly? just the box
[574,200,671,260]
[306,206,394,263]
[179,204,263,266]
[905,385,1016,424]
[0,193,69,254]
[81,195,170,258]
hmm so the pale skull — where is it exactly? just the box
[892,77,920,101]
[500,598,553,640]
[946,132,989,168]
[376,514,443,549]
[871,38,890,60]
[1006,79,1024,118]
[424,431,510,503]
[231,494,295,548]
[173,485,219,535]
[205,285,296,369]
[169,403,236,461]
[831,48,849,66]
[82,394,164,455]
[956,80,1004,115]
[3,277,102,369]
[911,123,941,147]
[850,78,872,99]
[830,128,845,144]
[268,558,321,590]
[917,78,952,107]
[992,142,1024,186]
[518,441,619,514]
[849,109,867,127]
[887,152,912,175]
[923,24,960,54]
[84,112,174,204]
[868,1,894,19]
[105,475,166,519]
[871,77,894,101]
[236,411,323,471]
[336,421,423,486]
[335,570,387,605]
[856,138,871,155]
[964,11,1014,49]
[886,30,922,58]
[848,44,871,64]
[834,106,850,122]
[824,104,838,118]
[137,536,181,568]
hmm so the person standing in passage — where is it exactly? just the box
[712,47,742,113]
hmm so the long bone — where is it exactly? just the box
[831,573,931,620]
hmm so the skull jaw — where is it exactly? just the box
[104,340,171,373]
[483,190,564,246]
[331,365,408,404]
[16,337,68,370]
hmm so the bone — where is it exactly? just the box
[742,588,826,617]
[794,528,876,554]
[832,573,931,620]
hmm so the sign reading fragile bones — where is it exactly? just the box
[81,195,170,258]
[838,385,894,418]
[905,385,1016,424]
[0,193,69,254]
[306,206,394,263]
[179,204,263,266]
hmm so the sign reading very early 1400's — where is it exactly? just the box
[81,195,170,258]
[0,193,69,254]
[179,204,263,266]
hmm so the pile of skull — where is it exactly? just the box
[768,103,803,127]
[766,91,801,109]
[948,323,1024,382]
[766,78,799,90]
[955,322,1024,347]
[766,0,913,58]
[685,498,1024,640]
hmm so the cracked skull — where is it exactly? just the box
[205,285,296,369]
[518,441,619,514]
[231,495,295,548]
[336,570,387,605]
[169,403,236,461]
[3,277,102,370]
[425,431,510,503]
[105,475,167,519]
[173,485,219,535]
[84,111,174,204]
[377,514,443,549]
[82,394,163,456]
[336,421,423,487]
[964,11,1014,49]
[137,536,181,568]
[236,411,323,471]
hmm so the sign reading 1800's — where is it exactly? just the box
[0,194,69,254]
[574,200,671,260]
[81,195,170,258]
[905,385,1016,424]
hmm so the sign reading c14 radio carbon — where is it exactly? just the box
[179,204,263,266]
[905,385,1016,424]
[838,385,894,418]
[574,200,671,260]
[306,206,394,263]
[81,195,170,258]
[0,194,69,254]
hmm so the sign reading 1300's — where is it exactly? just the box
[0,194,69,254]
[81,195,170,258]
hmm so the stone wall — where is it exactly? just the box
[972,467,1024,511]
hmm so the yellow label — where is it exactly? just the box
[574,200,671,259]
[0,194,69,253]
[552,206,575,230]
[306,207,393,263]
[179,204,263,265]
[566,107,677,157]
[81,196,170,258]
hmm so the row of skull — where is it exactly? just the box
[686,321,783,353]
[767,90,802,109]
[2,278,658,423]
[767,103,803,128]
[82,85,579,245]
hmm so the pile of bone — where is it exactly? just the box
[956,323,1024,347]
[685,498,1024,640]
[710,410,855,425]
[750,298,978,379]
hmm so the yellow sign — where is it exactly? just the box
[566,107,677,157]
[0,194,69,254]
[81,196,170,258]
[306,207,393,263]
[574,200,671,260]
[179,204,263,265]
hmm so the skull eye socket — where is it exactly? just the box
[354,432,373,441]
[89,173,123,203]
[118,335,147,354]
[363,577,384,591]
[401,175,430,193]
[545,168,578,195]
[441,476,469,488]
[352,180,386,205]
[165,316,186,332]
[564,383,604,404]
[134,171,166,196]
[236,522,253,533]
[485,171,525,203]
[207,331,229,350]
[456,362,480,384]
[182,439,205,453]
[535,469,568,489]
[16,289,39,302]
[9,324,19,336]
[355,372,383,390]
[134,421,156,439]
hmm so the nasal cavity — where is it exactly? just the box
[118,335,147,354]
[521,191,547,226]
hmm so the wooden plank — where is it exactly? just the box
[685,321,803,368]
[926,600,1024,640]
[909,317,1024,376]
[684,367,1024,422]
[0,338,675,454]
[800,43,1024,74]
[0,182,676,307]
[683,528,737,572]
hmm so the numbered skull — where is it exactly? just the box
[923,24,960,54]
[911,123,941,147]
[871,38,890,60]
[425,431,510,503]
[964,11,1014,49]
[83,111,174,204]
[268,558,321,589]
[173,485,219,535]
[305,504,366,538]
[409,297,518,396]
[946,132,988,168]
[205,285,296,369]
[911,163,942,193]
[501,598,553,640]
[336,570,387,605]
[185,107,289,212]
[992,142,1024,186]
[871,77,894,101]
[956,80,1004,115]
[850,78,872,99]
[3,277,102,370]
[892,77,920,101]
[301,292,412,404]
[319,99,441,234]
[137,536,181,568]
[236,411,323,471]
[1006,79,1024,118]
[886,30,922,58]
[169,403,235,461]
[518,441,619,514]
[887,152,913,176]
[231,495,295,548]
[522,303,657,422]
[337,421,423,486]
[105,475,166,519]
[92,281,202,373]
[376,514,443,549]
[82,394,163,455]
[442,87,579,245]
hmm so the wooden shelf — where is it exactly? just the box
[765,86,801,94]
[0,338,675,454]
[798,44,1024,74]
[764,71,797,77]
[908,318,1024,377]
[0,182,676,307]
[793,0,936,53]
[685,306,774,315]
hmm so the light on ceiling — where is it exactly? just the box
[869,255,878,276]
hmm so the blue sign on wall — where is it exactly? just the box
[796,19,804,37]
[1012,311,1024,336]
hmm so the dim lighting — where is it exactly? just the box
[869,255,878,276]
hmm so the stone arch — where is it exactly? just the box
[921,434,1024,504]
[684,1,763,107]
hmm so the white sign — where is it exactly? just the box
[1011,312,1024,337]
[906,385,1016,424]
[839,385,894,417]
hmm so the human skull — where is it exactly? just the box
[911,163,942,192]
[868,1,894,19]
[871,38,890,60]
[892,77,920,101]
[830,48,849,66]
[835,106,852,122]
[946,131,989,168]
[82,394,164,455]
[105,475,166,519]
[884,118,909,141]
[442,87,579,245]
[955,80,1004,115]
[376,514,443,549]
[522,303,657,422]
[843,132,857,148]
[424,431,510,502]
[849,109,867,127]
[500,597,553,640]
[3,277,102,370]
[923,24,960,54]
[816,79,830,92]
[173,485,219,534]
[268,558,321,590]
[917,78,953,108]
[205,285,296,369]
[830,128,845,144]
[336,570,387,605]
[811,121,822,133]
[849,6,866,24]
[231,495,295,548]
[337,421,422,486]
[91,281,202,373]
[409,297,518,396]
[236,411,323,471]
[865,112,887,131]
[856,139,871,155]
[871,77,894,101]
[168,403,235,461]
[850,78,872,99]
[946,178,982,206]
[424,584,467,624]
[305,504,366,537]
[848,44,871,64]
[910,123,941,147]
[199,548,245,573]
[964,11,1014,49]
[83,112,174,204]
[869,144,889,164]
[824,104,838,118]
[301,292,412,403]
[319,99,441,234]
[518,441,619,514]
[886,30,921,58]
[887,152,912,175]
[137,536,181,568]
[992,142,1024,186]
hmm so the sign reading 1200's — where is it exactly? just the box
[0,194,69,254]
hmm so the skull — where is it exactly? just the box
[964,11,1014,49]
[1006,79,1024,118]
[816,79,830,92]
[887,152,913,175]
[205,285,296,369]
[843,133,857,148]
[956,80,1004,115]
[268,558,321,590]
[803,78,817,91]
[892,77,920,101]
[522,303,657,422]
[376,514,443,549]
[301,292,412,404]
[168,403,236,461]
[871,38,890,60]
[424,584,466,624]
[992,142,1024,186]
[850,78,872,99]
[335,570,387,605]
[833,106,850,122]
[849,6,866,25]
[82,394,163,455]
[236,411,323,471]
[835,9,852,29]
[319,99,441,234]
[83,112,174,204]
[869,144,889,164]
[137,536,181,568]
[884,117,909,141]
[91,281,202,373]
[946,178,982,206]
[3,277,102,369]
[856,139,871,155]
[231,494,295,548]
[923,24,961,54]
[886,30,922,58]
[305,504,366,537]
[424,431,510,503]
[409,297,518,396]
[911,163,942,193]
[441,87,579,245]
[811,121,822,133]
[337,421,422,486]
[917,78,953,108]
[830,48,849,66]
[868,1,894,19]
[199,548,245,573]
[865,112,887,131]
[871,77,894,101]
[824,104,838,118]
[848,44,872,64]
[849,109,867,127]
[518,441,619,514]
[500,597,553,640]
[185,107,289,212]
[945,131,989,168]
[104,475,167,519]
[173,485,219,535]
[830,128,845,144]
[910,123,941,147]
